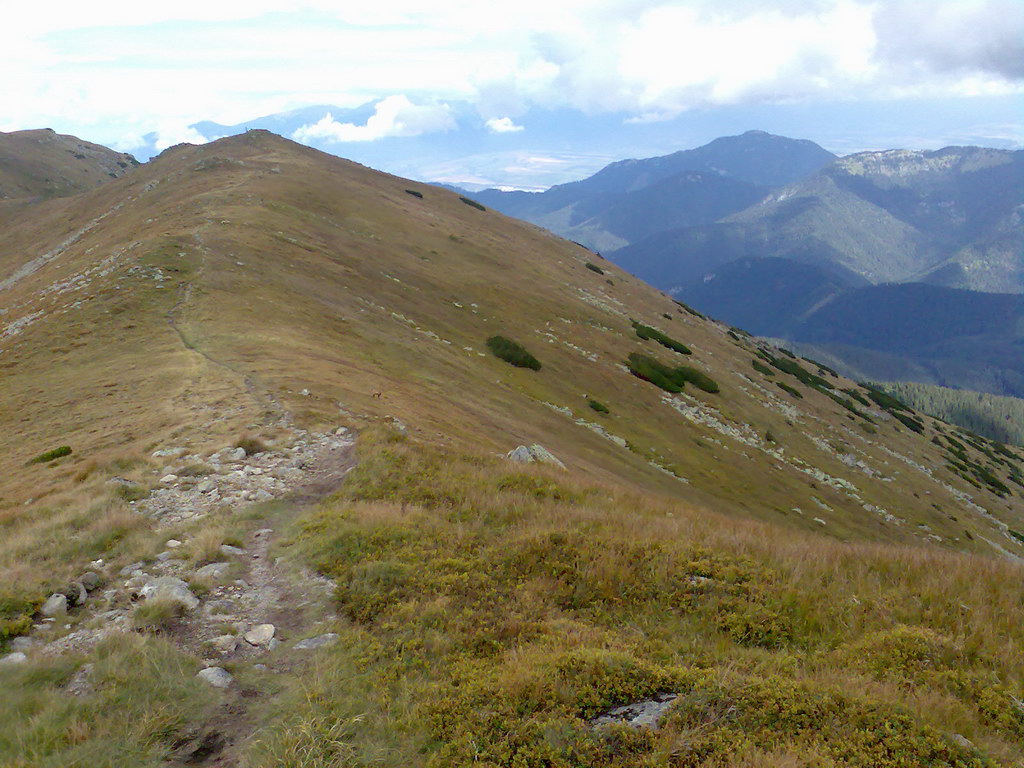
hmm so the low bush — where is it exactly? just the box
[625,354,718,394]
[236,435,270,456]
[632,321,691,355]
[751,360,774,376]
[459,196,486,211]
[674,366,720,394]
[486,336,541,370]
[585,262,605,275]
[28,445,72,464]
[673,299,705,318]
[404,189,423,198]
[777,381,803,399]
[588,399,610,414]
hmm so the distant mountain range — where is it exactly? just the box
[475,131,836,253]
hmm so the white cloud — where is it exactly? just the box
[291,96,455,143]
[485,117,524,133]
[152,123,211,151]
[2,1,1022,143]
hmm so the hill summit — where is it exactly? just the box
[2,130,1024,766]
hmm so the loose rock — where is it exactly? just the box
[40,594,68,617]
[196,562,231,581]
[196,667,233,688]
[0,652,28,666]
[294,632,339,650]
[244,623,276,647]
[210,635,238,654]
[138,577,199,611]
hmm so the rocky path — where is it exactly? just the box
[1,427,359,766]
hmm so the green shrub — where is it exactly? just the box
[625,354,717,394]
[752,360,775,376]
[892,411,925,435]
[486,336,541,370]
[404,189,423,198]
[28,445,72,464]
[776,382,803,399]
[585,262,605,275]
[673,299,705,318]
[632,321,691,355]
[769,356,833,390]
[674,366,720,394]
[459,196,486,211]
[588,399,610,414]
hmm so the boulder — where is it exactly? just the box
[195,562,231,581]
[159,474,178,484]
[196,667,233,688]
[210,635,238,654]
[40,593,67,617]
[506,444,566,469]
[79,572,101,591]
[220,544,245,556]
[0,652,28,666]
[244,623,276,647]
[294,632,339,650]
[226,447,246,462]
[138,577,199,611]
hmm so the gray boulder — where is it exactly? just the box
[40,593,68,617]
[506,444,566,469]
[79,572,101,591]
[138,577,199,611]
[244,623,276,647]
[294,632,339,650]
[196,667,233,688]
[195,562,231,581]
[0,652,28,666]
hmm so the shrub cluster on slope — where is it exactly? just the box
[625,353,719,394]
[632,321,692,355]
[487,336,542,370]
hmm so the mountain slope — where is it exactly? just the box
[0,128,138,200]
[3,131,1024,766]
[475,131,835,252]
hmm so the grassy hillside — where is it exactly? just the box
[1,131,1023,765]
[0,128,138,200]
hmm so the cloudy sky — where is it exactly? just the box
[4,0,1022,186]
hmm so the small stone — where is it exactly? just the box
[951,734,975,750]
[220,544,245,556]
[268,637,281,651]
[226,447,246,461]
[119,562,145,577]
[152,447,186,458]
[160,474,178,484]
[10,637,33,652]
[156,551,173,562]
[294,633,338,650]
[210,635,238,654]
[244,623,276,647]
[0,652,28,666]
[41,594,68,617]
[165,539,182,549]
[197,479,215,494]
[195,562,231,580]
[79,572,101,591]
[196,667,233,688]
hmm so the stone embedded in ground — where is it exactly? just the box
[210,635,238,654]
[0,652,28,666]
[165,539,182,549]
[196,667,233,688]
[244,623,276,647]
[138,577,199,611]
[10,637,33,652]
[220,544,245,556]
[226,447,246,462]
[506,444,566,469]
[40,593,68,617]
[591,693,679,729]
[79,572,101,591]
[152,447,186,458]
[195,562,231,580]
[160,474,178,484]
[294,632,339,650]
[156,551,173,562]
[197,479,215,494]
